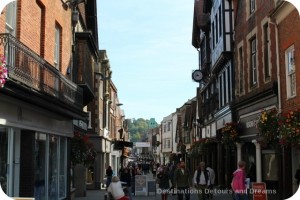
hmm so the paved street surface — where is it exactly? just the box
[75,172,233,200]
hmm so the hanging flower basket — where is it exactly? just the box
[0,54,8,88]
[221,122,239,145]
[278,109,300,147]
[71,131,97,166]
[190,138,217,155]
[256,108,279,147]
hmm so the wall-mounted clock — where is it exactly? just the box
[192,70,203,82]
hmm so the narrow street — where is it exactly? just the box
[75,172,233,200]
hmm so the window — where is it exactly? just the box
[219,76,223,107]
[239,47,244,94]
[223,71,227,103]
[54,25,61,70]
[250,37,257,86]
[263,23,270,80]
[250,0,256,14]
[286,46,296,97]
[5,2,17,35]
[59,138,67,198]
[219,6,222,37]
[215,14,218,44]
[0,128,9,194]
[212,22,215,49]
[99,81,103,99]
[167,122,171,131]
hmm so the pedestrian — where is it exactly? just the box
[295,164,300,186]
[106,166,113,189]
[157,166,170,200]
[231,161,247,200]
[173,161,191,200]
[120,167,132,200]
[107,176,129,200]
[152,162,157,178]
[193,162,210,200]
[169,164,177,195]
[247,162,256,183]
[206,164,215,199]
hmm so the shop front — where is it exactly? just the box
[0,95,73,200]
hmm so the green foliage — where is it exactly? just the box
[127,118,158,142]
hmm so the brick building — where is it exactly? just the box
[270,1,300,197]
[0,0,99,199]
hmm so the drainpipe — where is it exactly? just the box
[269,20,281,113]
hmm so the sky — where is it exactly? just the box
[97,0,199,123]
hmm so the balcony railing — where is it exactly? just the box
[0,33,83,108]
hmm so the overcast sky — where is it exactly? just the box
[97,0,199,123]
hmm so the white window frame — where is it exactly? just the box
[54,25,61,70]
[250,0,256,14]
[285,45,296,98]
[250,38,257,85]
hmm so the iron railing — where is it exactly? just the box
[0,33,83,108]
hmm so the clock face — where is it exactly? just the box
[192,70,203,82]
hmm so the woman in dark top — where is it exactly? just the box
[120,167,132,200]
[157,166,170,200]
[106,166,113,189]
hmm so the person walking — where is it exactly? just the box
[106,166,113,189]
[231,161,247,200]
[107,176,129,200]
[152,162,157,178]
[157,166,171,200]
[120,167,132,200]
[169,163,177,196]
[173,161,191,200]
[193,162,210,200]
[206,164,215,199]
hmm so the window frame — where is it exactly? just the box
[54,25,61,70]
[250,37,257,86]
[285,45,296,98]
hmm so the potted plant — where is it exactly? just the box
[256,108,279,147]
[278,109,300,147]
[221,122,239,145]
[0,54,8,88]
[71,131,97,197]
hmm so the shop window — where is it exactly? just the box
[59,138,67,198]
[34,133,47,200]
[0,127,8,194]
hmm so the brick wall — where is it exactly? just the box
[278,8,300,112]
[17,0,72,75]
[234,0,277,100]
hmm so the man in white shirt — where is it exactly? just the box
[107,176,129,200]
[193,162,210,200]
[206,164,215,199]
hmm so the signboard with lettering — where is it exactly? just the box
[252,182,267,200]
[147,181,156,196]
[135,175,147,196]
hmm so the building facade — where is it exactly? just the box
[270,1,300,197]
[0,0,99,199]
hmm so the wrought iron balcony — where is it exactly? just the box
[0,33,83,109]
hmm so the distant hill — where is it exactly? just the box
[127,118,158,142]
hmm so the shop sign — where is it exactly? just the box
[135,175,147,196]
[252,182,267,200]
